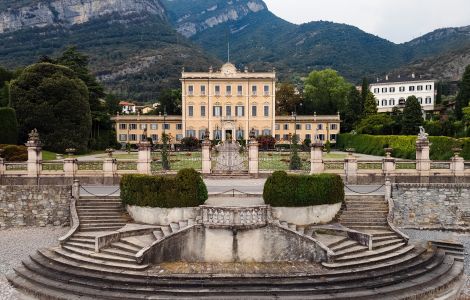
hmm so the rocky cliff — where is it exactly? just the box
[0,0,166,34]
[162,0,267,37]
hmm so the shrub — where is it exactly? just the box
[263,171,344,207]
[0,107,18,144]
[0,144,27,161]
[181,136,199,150]
[120,168,208,208]
[257,135,276,150]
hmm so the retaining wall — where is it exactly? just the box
[391,183,470,231]
[0,185,71,228]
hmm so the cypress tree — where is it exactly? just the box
[343,86,362,132]
[361,77,369,115]
[0,107,18,144]
[455,65,470,120]
[401,96,424,135]
[363,91,378,116]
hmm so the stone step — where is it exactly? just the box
[333,245,368,257]
[79,216,125,221]
[187,219,195,226]
[53,247,148,270]
[80,222,126,227]
[79,226,124,232]
[372,235,400,242]
[169,222,180,232]
[340,217,387,222]
[324,244,415,268]
[68,237,95,245]
[344,225,390,230]
[341,222,389,227]
[288,223,297,231]
[304,227,315,237]
[296,226,305,235]
[101,247,137,260]
[335,243,408,262]
[121,235,156,248]
[77,202,122,206]
[64,241,95,251]
[153,230,164,240]
[161,226,172,236]
[62,245,137,264]
[372,238,404,250]
[111,242,141,253]
[178,220,188,228]
[330,240,360,252]
[77,208,123,212]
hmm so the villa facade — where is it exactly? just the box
[113,63,341,145]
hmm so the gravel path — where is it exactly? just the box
[402,229,470,298]
[0,226,68,300]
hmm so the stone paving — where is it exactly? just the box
[402,229,470,298]
[0,226,68,300]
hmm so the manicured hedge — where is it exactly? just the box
[120,169,208,208]
[0,144,27,161]
[263,171,344,207]
[337,134,467,160]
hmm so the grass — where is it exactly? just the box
[42,151,59,161]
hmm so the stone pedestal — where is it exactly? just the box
[344,152,358,184]
[383,150,395,176]
[26,140,42,177]
[416,139,430,174]
[248,138,259,178]
[103,158,117,177]
[138,142,152,175]
[72,180,80,199]
[385,178,392,202]
[310,143,324,174]
[0,158,4,176]
[64,158,77,177]
[451,155,464,176]
[201,139,211,174]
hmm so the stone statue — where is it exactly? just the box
[28,128,40,142]
[418,126,428,141]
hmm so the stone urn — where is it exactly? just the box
[105,148,114,158]
[65,148,76,157]
[384,147,393,158]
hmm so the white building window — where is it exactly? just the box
[213,106,222,117]
[418,97,423,104]
[425,97,432,104]
[188,85,194,96]
[389,99,395,106]
[215,85,220,96]
[264,85,270,96]
[417,85,423,91]
[426,85,432,91]
[374,88,380,93]
[382,87,387,93]
[236,106,244,117]
[306,124,312,130]
[331,124,338,130]
[409,86,415,92]
[252,85,257,96]
[390,87,395,92]
[201,85,206,96]
[188,105,194,117]
[382,99,387,106]
[237,85,243,96]
[150,124,157,130]
[226,85,232,96]
[119,134,127,141]
[399,86,405,92]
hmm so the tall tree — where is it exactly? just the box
[455,65,470,120]
[401,96,424,135]
[360,77,369,115]
[10,63,92,153]
[0,107,18,144]
[343,86,362,132]
[303,69,351,115]
[156,89,182,115]
[363,91,378,116]
[275,83,302,115]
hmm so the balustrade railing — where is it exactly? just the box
[430,161,451,170]
[201,205,269,227]
[42,161,64,172]
[358,161,383,170]
[324,160,345,170]
[116,160,138,171]
[5,162,27,171]
[77,161,103,171]
[395,161,417,170]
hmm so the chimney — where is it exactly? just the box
[244,66,248,73]
[385,75,389,81]
[209,66,213,73]
[377,77,379,83]
[398,74,401,79]
[412,72,415,79]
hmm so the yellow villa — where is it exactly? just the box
[113,63,341,145]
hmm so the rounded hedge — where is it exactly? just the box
[263,171,344,207]
[120,168,208,208]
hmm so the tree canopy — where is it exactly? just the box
[455,65,470,120]
[275,83,302,115]
[401,95,424,135]
[10,63,92,153]
[0,107,18,144]
[303,69,351,115]
[363,91,378,116]
[343,86,362,132]
[156,89,182,115]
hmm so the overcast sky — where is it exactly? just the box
[263,0,470,44]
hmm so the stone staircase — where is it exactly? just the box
[76,195,128,232]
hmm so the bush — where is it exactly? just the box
[257,135,276,150]
[263,171,344,207]
[181,136,199,150]
[337,134,463,160]
[0,107,18,144]
[0,144,27,161]
[120,168,208,208]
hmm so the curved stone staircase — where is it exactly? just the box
[6,194,465,299]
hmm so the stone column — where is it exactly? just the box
[416,138,430,174]
[201,138,211,175]
[25,129,42,177]
[248,137,259,178]
[344,150,358,184]
[384,178,392,202]
[0,149,4,177]
[451,150,464,177]
[72,179,80,199]
[137,141,152,175]
[383,148,395,176]
[103,149,117,177]
[310,142,324,174]
[64,148,77,177]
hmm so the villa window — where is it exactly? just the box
[275,134,281,141]
[252,85,257,96]
[188,85,194,96]
[176,134,183,141]
[200,85,206,96]
[389,99,395,106]
[264,85,270,96]
[201,106,206,117]
[330,134,337,141]
[275,124,280,130]
[213,106,222,117]
[129,134,137,141]
[425,97,432,104]
[214,130,222,140]
[305,134,311,140]
[264,105,269,117]
[237,85,243,96]
[262,129,271,136]
[226,85,232,96]
[317,124,323,130]
[236,106,245,117]
[119,124,127,130]
[399,86,405,92]
[215,85,220,96]
[283,124,289,130]
[382,87,388,93]
[199,130,206,140]
[130,124,137,130]
[119,134,127,141]
[319,134,325,141]
[296,124,301,130]
[188,105,194,117]
[252,105,257,117]
[150,124,157,130]
[390,87,395,92]
[151,134,158,142]
[382,99,387,106]
[226,106,232,117]
[374,88,380,93]
[176,124,182,130]
[140,124,147,130]
[306,124,312,130]
[236,130,245,140]
[418,97,423,104]
[283,134,289,141]
[186,130,196,137]
[164,124,170,130]
[417,85,423,91]
[331,124,338,130]
[426,85,432,91]
[409,86,415,92]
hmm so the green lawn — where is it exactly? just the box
[42,151,59,161]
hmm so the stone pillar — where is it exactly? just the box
[451,151,464,177]
[25,129,42,177]
[137,141,152,175]
[310,142,324,174]
[383,148,395,176]
[248,137,259,178]
[72,179,80,199]
[384,178,392,202]
[0,150,4,176]
[103,149,117,177]
[344,150,357,184]
[201,138,211,175]
[64,148,77,177]
[416,138,430,174]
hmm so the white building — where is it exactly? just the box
[369,74,435,113]
[119,101,136,114]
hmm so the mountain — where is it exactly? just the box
[0,0,469,101]
[0,0,218,101]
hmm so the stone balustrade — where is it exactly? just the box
[201,205,270,228]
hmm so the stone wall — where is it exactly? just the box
[391,183,470,230]
[0,185,71,228]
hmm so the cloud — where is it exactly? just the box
[263,0,470,43]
